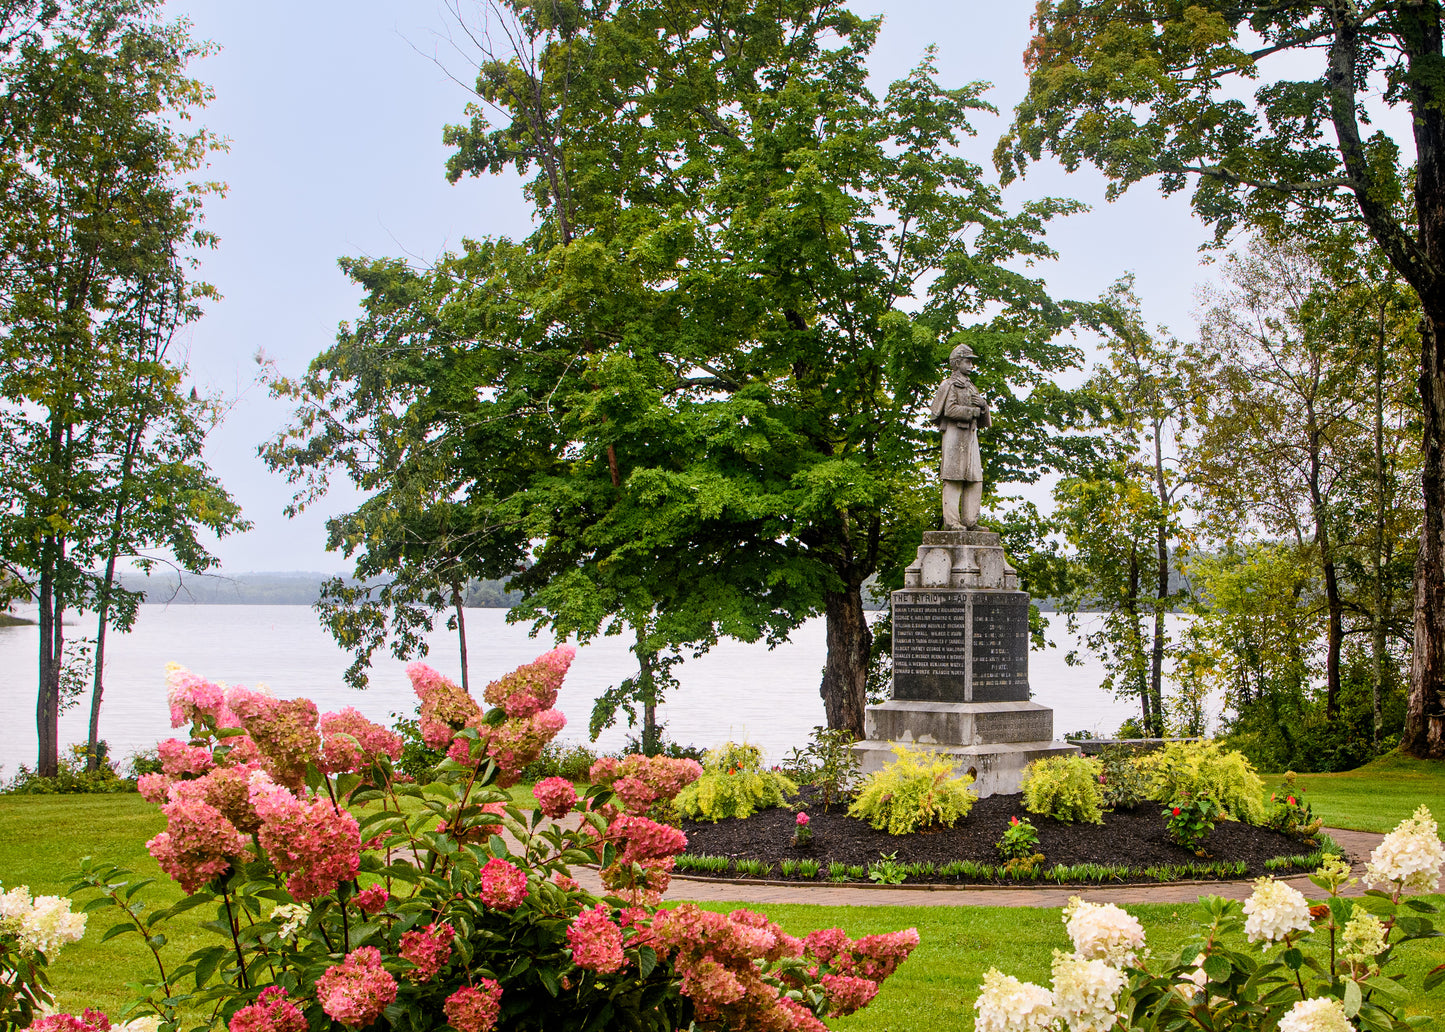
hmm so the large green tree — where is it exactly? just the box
[0,0,243,776]
[276,0,1101,739]
[999,0,1445,757]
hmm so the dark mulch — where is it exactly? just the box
[678,789,1335,886]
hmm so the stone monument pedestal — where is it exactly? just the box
[853,530,1077,797]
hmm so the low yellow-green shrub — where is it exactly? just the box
[1021,754,1105,824]
[848,745,976,835]
[1138,741,1266,824]
[674,741,798,821]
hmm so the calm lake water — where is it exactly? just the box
[0,606,1162,776]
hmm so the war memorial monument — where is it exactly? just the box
[852,343,1079,796]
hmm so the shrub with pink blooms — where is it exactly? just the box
[69,653,915,1032]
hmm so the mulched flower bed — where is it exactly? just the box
[677,789,1334,886]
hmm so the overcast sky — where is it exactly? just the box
[166,0,1216,575]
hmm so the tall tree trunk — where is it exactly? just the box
[35,537,63,778]
[1305,419,1344,720]
[820,584,871,738]
[634,624,660,755]
[88,423,143,770]
[1372,307,1388,753]
[451,578,470,694]
[1125,546,1152,734]
[1150,414,1169,738]
[1407,308,1445,757]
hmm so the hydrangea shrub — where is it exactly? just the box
[62,651,916,1032]
[1,884,87,1026]
[848,745,977,835]
[974,807,1445,1032]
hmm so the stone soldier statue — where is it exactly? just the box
[930,342,990,529]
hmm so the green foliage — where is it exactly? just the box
[1096,747,1151,811]
[780,726,862,811]
[519,741,600,783]
[848,746,976,835]
[867,853,907,886]
[3,745,133,796]
[995,816,1041,862]
[673,742,797,822]
[1263,773,1324,842]
[1162,793,1222,852]
[1020,755,1104,825]
[1140,741,1267,825]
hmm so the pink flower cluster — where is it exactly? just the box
[249,772,361,902]
[398,921,453,982]
[483,644,574,716]
[534,776,579,819]
[229,987,307,1032]
[30,1010,112,1032]
[588,754,703,814]
[444,981,503,1032]
[167,663,234,728]
[479,857,529,910]
[354,885,389,915]
[568,904,626,973]
[316,946,398,1028]
[146,789,251,893]
[409,662,482,748]
[232,695,320,791]
[408,659,570,787]
[599,814,688,903]
[804,927,921,982]
[319,707,404,774]
[158,738,215,776]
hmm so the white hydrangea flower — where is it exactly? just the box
[1050,950,1126,1032]
[1277,997,1354,1032]
[270,902,311,940]
[975,967,1055,1032]
[1063,897,1146,967]
[1364,805,1443,894]
[1242,877,1311,944]
[19,894,87,955]
[1340,906,1386,967]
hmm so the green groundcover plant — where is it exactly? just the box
[1138,742,1267,825]
[21,652,917,1032]
[974,806,1445,1032]
[1021,756,1104,825]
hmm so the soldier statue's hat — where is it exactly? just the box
[949,342,977,364]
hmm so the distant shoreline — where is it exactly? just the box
[0,612,34,626]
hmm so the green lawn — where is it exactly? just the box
[4,774,1444,1030]
[1265,752,1445,833]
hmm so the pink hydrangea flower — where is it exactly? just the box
[553,873,581,892]
[319,708,404,774]
[612,777,657,813]
[353,885,389,915]
[482,645,574,717]
[316,946,398,1028]
[478,857,529,910]
[146,792,250,893]
[443,981,503,1032]
[398,921,453,982]
[158,738,215,776]
[484,710,567,787]
[568,904,626,973]
[820,973,879,1016]
[233,695,319,791]
[249,772,361,902]
[172,764,264,835]
[608,814,688,864]
[533,777,578,819]
[229,986,307,1032]
[408,663,480,749]
[166,663,232,728]
[588,754,702,812]
[29,1010,111,1032]
[137,772,171,804]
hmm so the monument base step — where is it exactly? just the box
[851,739,1080,798]
[865,699,1055,746]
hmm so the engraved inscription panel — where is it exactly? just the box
[892,593,969,684]
[970,594,1030,702]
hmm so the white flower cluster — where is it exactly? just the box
[0,884,86,957]
[1339,906,1386,967]
[271,902,311,940]
[1242,877,1311,944]
[975,968,1055,1032]
[1277,997,1354,1032]
[1063,897,1145,967]
[1364,805,1443,894]
[1050,950,1127,1032]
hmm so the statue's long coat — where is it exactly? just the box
[930,376,990,482]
